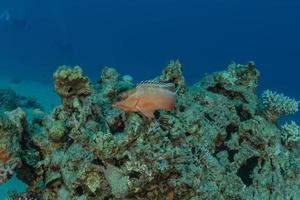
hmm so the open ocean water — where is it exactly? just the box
[0,0,299,198]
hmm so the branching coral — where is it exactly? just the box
[281,121,300,146]
[262,89,299,123]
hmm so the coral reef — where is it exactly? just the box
[53,65,92,109]
[6,189,41,200]
[1,61,300,200]
[0,108,25,184]
[0,88,42,112]
[281,121,300,147]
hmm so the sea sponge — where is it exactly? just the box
[54,66,92,100]
[262,90,299,122]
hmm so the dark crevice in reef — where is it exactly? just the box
[154,111,161,119]
[178,104,185,112]
[214,124,239,162]
[128,171,142,179]
[15,162,37,185]
[66,137,74,146]
[184,132,192,137]
[213,142,238,163]
[237,156,259,186]
[89,193,97,198]
[236,105,252,121]
[204,112,214,122]
[108,117,125,134]
[18,124,40,184]
[207,83,247,103]
[103,196,112,200]
[160,124,167,132]
[214,134,227,150]
[228,149,239,162]
[112,156,129,167]
[92,158,105,166]
[226,123,238,139]
[75,186,84,196]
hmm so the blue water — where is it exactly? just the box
[1,0,299,113]
[0,0,299,196]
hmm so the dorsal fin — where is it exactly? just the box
[137,80,176,91]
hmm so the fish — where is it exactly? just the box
[113,80,177,119]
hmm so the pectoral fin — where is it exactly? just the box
[137,106,155,119]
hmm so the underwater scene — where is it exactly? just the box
[0,0,299,199]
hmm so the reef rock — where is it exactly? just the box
[54,65,92,109]
[0,108,25,184]
[3,61,300,200]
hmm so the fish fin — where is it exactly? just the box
[160,98,175,111]
[164,103,175,111]
[141,110,155,119]
[137,106,155,119]
[137,80,159,87]
[137,80,176,91]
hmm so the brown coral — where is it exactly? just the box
[53,66,92,108]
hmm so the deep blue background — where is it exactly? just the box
[0,0,299,121]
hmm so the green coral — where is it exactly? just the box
[281,121,300,146]
[48,120,67,143]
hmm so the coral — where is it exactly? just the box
[53,66,92,109]
[102,164,129,198]
[0,108,25,184]
[0,162,18,184]
[160,60,186,89]
[96,67,124,104]
[6,190,41,200]
[0,88,42,112]
[0,88,18,111]
[281,121,300,146]
[2,61,300,200]
[262,89,299,123]
[48,120,67,143]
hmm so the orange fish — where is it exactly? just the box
[113,81,177,119]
